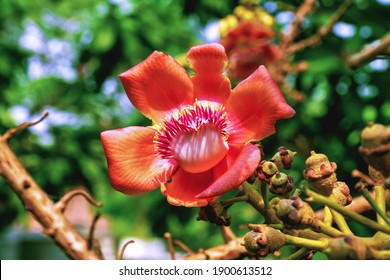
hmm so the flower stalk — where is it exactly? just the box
[241,181,280,224]
[329,206,354,235]
[303,185,390,234]
[357,185,390,226]
[374,185,388,226]
[260,181,270,209]
[284,247,312,260]
[285,235,329,251]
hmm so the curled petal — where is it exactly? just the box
[196,144,261,198]
[187,43,231,104]
[101,127,178,195]
[161,168,218,207]
[226,65,295,144]
[119,51,194,122]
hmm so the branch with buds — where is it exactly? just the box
[183,122,390,260]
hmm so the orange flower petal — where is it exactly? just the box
[187,43,231,104]
[226,65,295,144]
[161,168,218,207]
[101,126,178,195]
[196,144,261,198]
[119,51,194,122]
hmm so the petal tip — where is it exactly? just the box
[187,43,228,73]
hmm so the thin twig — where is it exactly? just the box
[352,169,375,186]
[282,0,316,48]
[2,111,49,142]
[221,226,237,243]
[287,0,353,54]
[164,232,176,260]
[173,240,195,255]
[347,33,390,69]
[116,240,134,260]
[55,188,103,213]
[87,212,101,249]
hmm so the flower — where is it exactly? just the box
[220,21,282,81]
[101,43,295,207]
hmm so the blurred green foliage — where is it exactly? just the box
[0,0,389,258]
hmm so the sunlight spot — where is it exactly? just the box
[19,22,45,53]
[333,22,356,38]
[377,0,390,5]
[264,2,277,13]
[359,26,372,38]
[276,11,294,25]
[357,84,378,99]
[200,20,220,43]
[10,106,30,124]
[369,59,389,72]
[102,77,118,96]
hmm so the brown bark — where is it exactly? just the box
[182,237,249,260]
[347,33,390,70]
[0,116,103,260]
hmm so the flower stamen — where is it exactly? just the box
[154,101,230,173]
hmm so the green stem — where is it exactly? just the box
[364,232,390,250]
[358,186,390,226]
[267,223,285,231]
[303,186,390,235]
[329,207,354,235]
[241,181,280,224]
[220,195,249,208]
[323,206,333,226]
[260,181,270,209]
[315,220,344,237]
[371,249,390,260]
[284,247,311,260]
[298,228,329,240]
[374,185,388,226]
[285,235,329,251]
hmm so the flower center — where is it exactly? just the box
[173,124,228,173]
[154,101,229,173]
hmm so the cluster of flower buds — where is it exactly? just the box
[303,151,353,202]
[257,158,294,198]
[272,195,316,229]
[271,147,297,170]
[359,122,390,181]
[197,201,231,226]
[219,0,274,39]
[241,224,286,256]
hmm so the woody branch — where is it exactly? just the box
[347,33,390,70]
[0,112,103,260]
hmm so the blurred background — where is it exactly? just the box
[0,0,389,259]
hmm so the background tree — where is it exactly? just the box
[0,0,389,259]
